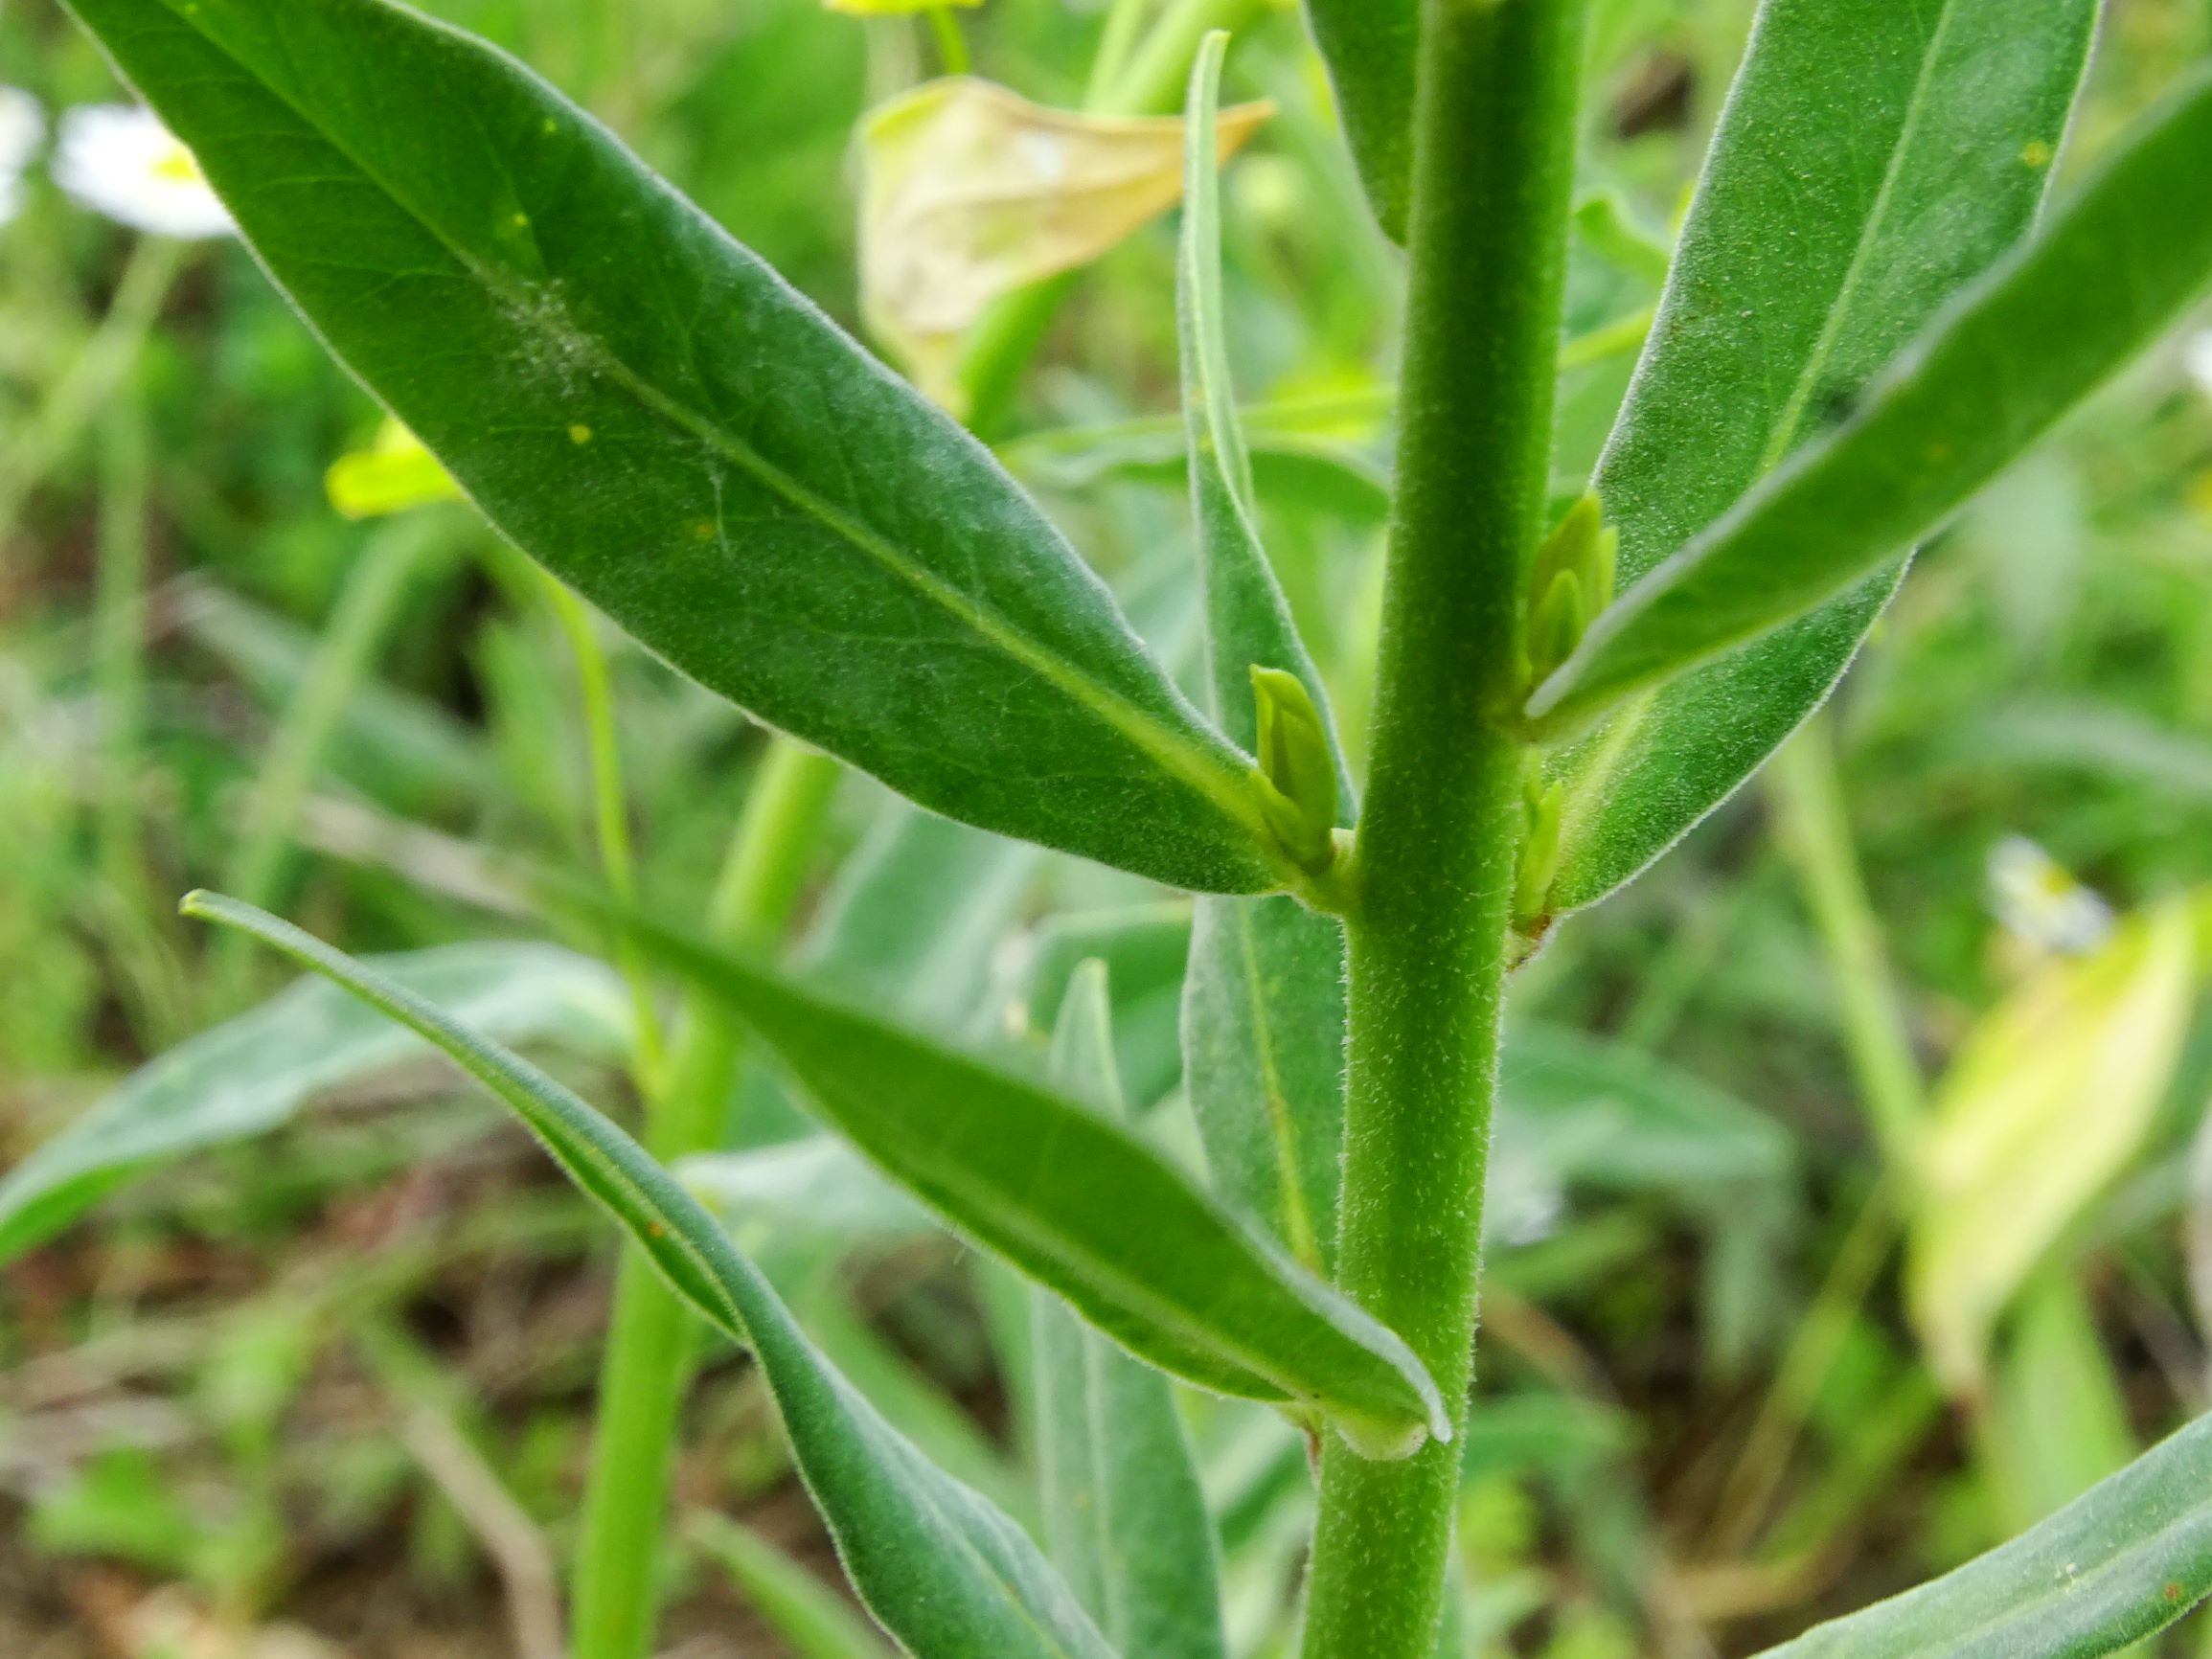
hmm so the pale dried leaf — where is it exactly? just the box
[1907,898,2201,1392]
[857,77,1267,403]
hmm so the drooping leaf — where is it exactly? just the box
[1031,963,1227,1659]
[1177,34,1351,1275]
[64,0,1288,898]
[799,1284,1037,1528]
[182,893,1117,1659]
[1906,899,2200,1394]
[858,74,1267,406]
[1750,1409,2212,1659]
[0,943,628,1264]
[576,890,1448,1459]
[1298,0,1418,241]
[1538,59,2212,738]
[1535,0,2100,912]
[690,1515,899,1659]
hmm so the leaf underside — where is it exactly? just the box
[1542,0,2098,912]
[65,0,1282,896]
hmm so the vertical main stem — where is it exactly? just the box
[570,737,839,1659]
[1300,4,1586,1657]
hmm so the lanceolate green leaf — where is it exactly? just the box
[1535,62,2212,738]
[1536,0,2098,911]
[183,894,1117,1659]
[63,0,1286,897]
[0,943,628,1264]
[1300,0,1419,241]
[1750,1409,2212,1659]
[1178,35,1352,1275]
[584,894,1448,1459]
[1031,964,1226,1659]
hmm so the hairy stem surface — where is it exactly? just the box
[1300,3,1587,1655]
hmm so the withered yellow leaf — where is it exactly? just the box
[857,77,1269,407]
[1906,898,2201,1394]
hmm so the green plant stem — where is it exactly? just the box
[542,574,668,1086]
[569,737,840,1659]
[1084,0,1155,107]
[93,369,151,904]
[1300,4,1587,1657]
[215,517,445,998]
[956,0,1267,436]
[0,236,184,547]
[1767,715,1927,1169]
[924,6,969,75]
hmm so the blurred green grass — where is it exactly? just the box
[5,0,2212,1654]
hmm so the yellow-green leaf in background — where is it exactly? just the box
[327,419,461,520]
[827,0,978,11]
[1907,898,2201,1395]
[858,77,1268,407]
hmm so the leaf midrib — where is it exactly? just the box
[838,1082,1420,1420]
[1757,0,1957,473]
[164,0,1274,858]
[1561,2,1974,892]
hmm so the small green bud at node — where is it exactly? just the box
[1514,776,1566,923]
[1525,568,1587,686]
[1249,665,1340,875]
[1530,491,1604,598]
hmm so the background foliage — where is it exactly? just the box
[5,0,2212,1654]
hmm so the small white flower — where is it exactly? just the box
[54,103,232,239]
[2184,329,2212,400]
[0,88,44,226]
[1988,834,2113,956]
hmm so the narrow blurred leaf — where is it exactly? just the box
[0,943,628,1264]
[1496,1023,1796,1197]
[66,0,1286,896]
[183,893,1117,1659]
[1907,900,2199,1393]
[1538,0,2099,911]
[682,1137,929,1260]
[690,1515,898,1659]
[1177,34,1351,1275]
[1750,1409,2212,1658]
[584,894,1449,1458]
[1299,0,1418,240]
[1007,903,1194,1111]
[1982,1276,2136,1535]
[1031,963,1227,1659]
[1536,61,2212,739]
[176,582,485,814]
[802,799,1042,1032]
[859,75,1266,405]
